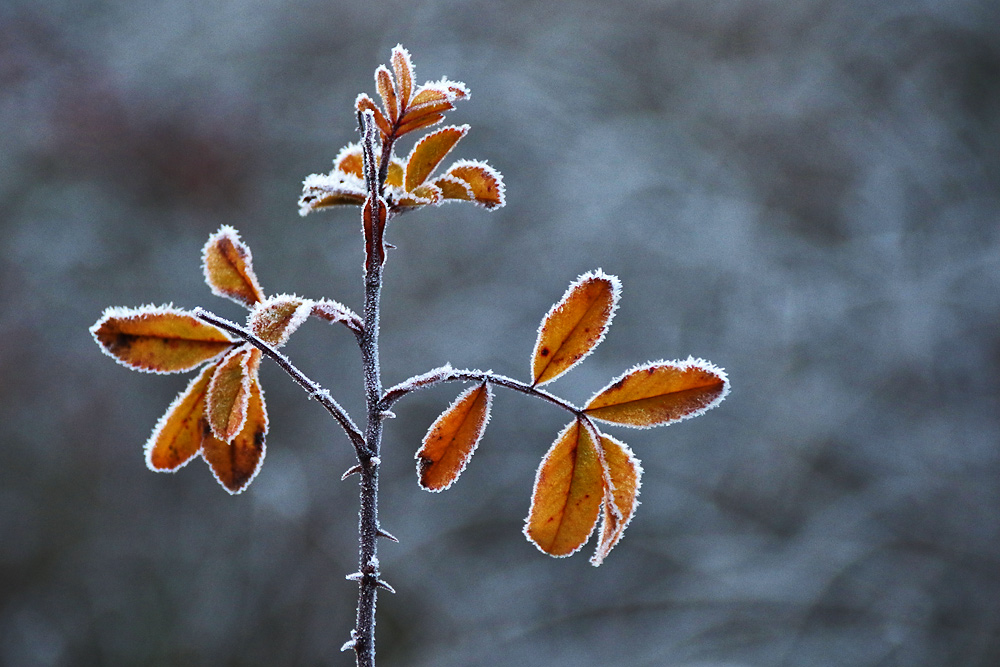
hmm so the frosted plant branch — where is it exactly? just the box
[192,308,366,454]
[380,366,584,417]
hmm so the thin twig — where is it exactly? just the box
[193,308,366,454]
[380,366,583,417]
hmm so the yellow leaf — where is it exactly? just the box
[445,160,505,209]
[416,383,492,491]
[202,376,268,494]
[375,65,398,122]
[206,346,261,442]
[248,295,313,347]
[391,45,414,109]
[202,226,264,307]
[385,157,405,188]
[590,434,642,566]
[144,363,215,471]
[584,358,729,428]
[91,305,234,373]
[404,125,469,192]
[532,269,620,386]
[524,420,603,557]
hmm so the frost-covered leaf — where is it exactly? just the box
[356,93,390,136]
[375,65,399,122]
[416,382,492,491]
[434,174,475,201]
[298,171,368,215]
[206,345,260,442]
[584,358,729,428]
[445,160,505,209]
[532,270,620,386]
[248,294,313,347]
[334,144,364,178]
[524,420,603,557]
[396,112,446,136]
[202,226,265,307]
[391,44,414,108]
[145,363,215,471]
[202,376,267,494]
[395,183,442,208]
[312,299,361,328]
[385,157,405,189]
[91,305,234,374]
[404,125,468,192]
[591,434,642,566]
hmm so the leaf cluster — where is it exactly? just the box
[299,45,504,216]
[409,271,728,565]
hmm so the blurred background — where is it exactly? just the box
[2,0,999,664]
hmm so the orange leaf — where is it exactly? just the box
[206,346,261,442]
[356,93,391,136]
[334,144,364,178]
[524,420,603,557]
[409,87,449,108]
[391,45,414,109]
[396,112,446,136]
[144,363,215,471]
[416,383,492,491]
[91,305,234,373]
[434,174,474,201]
[404,125,469,191]
[590,434,642,566]
[202,226,264,307]
[202,376,268,494]
[249,294,313,347]
[445,160,505,209]
[584,358,729,428]
[532,269,620,386]
[375,66,398,122]
[299,171,368,215]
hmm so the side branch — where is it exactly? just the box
[380,366,582,417]
[193,308,367,453]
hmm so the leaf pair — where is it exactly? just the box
[298,46,504,216]
[91,227,325,493]
[414,270,728,565]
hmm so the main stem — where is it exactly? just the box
[354,251,383,666]
[353,113,394,667]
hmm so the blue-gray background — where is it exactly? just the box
[2,1,999,665]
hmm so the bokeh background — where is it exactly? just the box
[3,0,999,665]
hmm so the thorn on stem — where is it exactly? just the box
[341,464,363,480]
[345,572,364,582]
[375,578,396,594]
[377,527,399,542]
[341,630,359,652]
